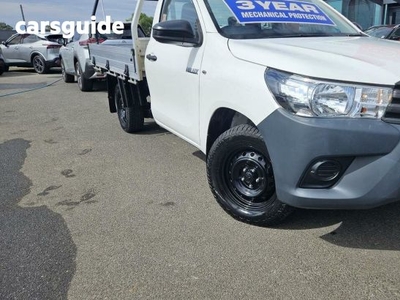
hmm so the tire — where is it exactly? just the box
[4,65,9,72]
[207,124,294,226]
[32,55,49,74]
[61,59,74,83]
[75,61,93,91]
[114,84,144,133]
[0,60,4,75]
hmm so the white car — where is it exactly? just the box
[91,0,400,225]
[60,23,146,92]
[0,33,63,74]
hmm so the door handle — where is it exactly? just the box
[146,54,157,61]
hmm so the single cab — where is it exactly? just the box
[90,0,400,225]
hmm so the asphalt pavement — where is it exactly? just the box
[1,68,400,300]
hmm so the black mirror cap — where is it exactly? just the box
[153,20,198,46]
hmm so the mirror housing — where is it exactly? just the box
[152,20,199,46]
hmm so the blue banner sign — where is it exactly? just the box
[223,0,335,26]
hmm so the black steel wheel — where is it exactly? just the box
[61,59,74,83]
[207,124,293,226]
[32,55,49,74]
[114,84,144,133]
[75,61,93,91]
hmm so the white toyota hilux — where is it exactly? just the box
[89,0,400,225]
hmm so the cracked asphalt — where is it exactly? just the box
[1,68,400,299]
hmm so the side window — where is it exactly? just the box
[21,34,38,44]
[391,28,400,39]
[7,35,23,45]
[160,0,201,42]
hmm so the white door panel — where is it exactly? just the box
[145,43,204,144]
[1,45,21,63]
[61,44,75,74]
[145,0,205,145]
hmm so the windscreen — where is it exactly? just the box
[364,26,393,38]
[205,0,361,39]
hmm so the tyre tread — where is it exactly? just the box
[206,124,294,226]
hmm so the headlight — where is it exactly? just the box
[265,69,393,118]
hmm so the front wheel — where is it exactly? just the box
[114,84,144,133]
[207,124,293,226]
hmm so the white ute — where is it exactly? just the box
[90,0,400,225]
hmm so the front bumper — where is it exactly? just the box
[258,108,400,209]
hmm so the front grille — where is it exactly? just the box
[383,84,400,124]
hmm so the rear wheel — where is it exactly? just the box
[114,84,144,133]
[61,59,74,83]
[75,61,93,91]
[32,55,49,74]
[207,124,293,226]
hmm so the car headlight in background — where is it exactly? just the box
[265,69,393,118]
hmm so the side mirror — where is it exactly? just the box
[152,20,199,46]
[1,41,8,47]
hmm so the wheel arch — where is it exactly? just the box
[206,108,256,155]
[30,52,46,63]
[73,56,79,69]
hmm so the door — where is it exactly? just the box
[1,34,24,63]
[18,34,40,63]
[145,0,204,145]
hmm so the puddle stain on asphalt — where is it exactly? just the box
[56,189,98,209]
[44,118,59,124]
[161,201,176,207]
[37,185,62,196]
[61,169,76,178]
[78,149,92,156]
[0,138,76,300]
[44,139,58,144]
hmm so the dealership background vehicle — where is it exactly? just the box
[90,0,400,226]
[0,33,63,74]
[0,50,5,75]
[364,24,400,40]
[60,23,146,92]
